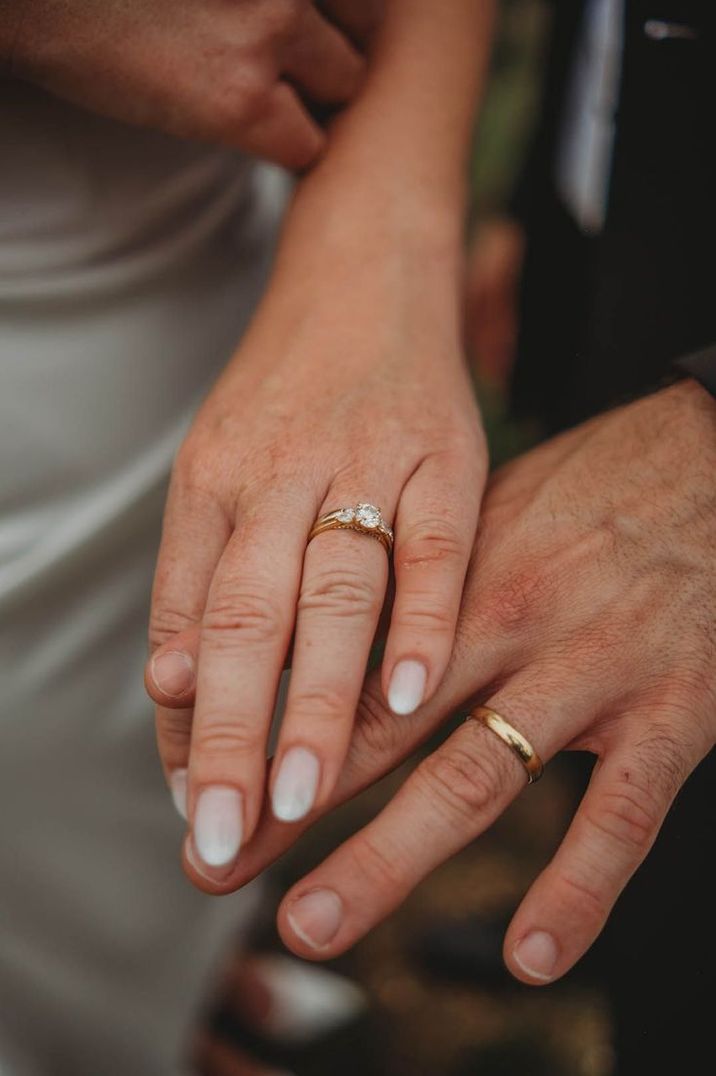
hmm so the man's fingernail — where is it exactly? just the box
[152,650,194,697]
[287,889,343,950]
[169,768,188,820]
[513,931,559,982]
[272,747,320,822]
[193,786,243,868]
[388,660,427,715]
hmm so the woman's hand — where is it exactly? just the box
[220,379,716,984]
[142,0,495,883]
[146,187,487,879]
[3,0,370,169]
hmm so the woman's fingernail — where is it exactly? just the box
[193,786,243,868]
[512,931,559,982]
[388,660,427,715]
[287,889,343,950]
[169,768,188,820]
[272,747,320,822]
[152,650,194,697]
[185,838,219,884]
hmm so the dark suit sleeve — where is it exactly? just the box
[674,345,716,400]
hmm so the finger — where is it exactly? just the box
[156,705,193,820]
[149,475,230,794]
[188,492,312,881]
[149,478,230,653]
[276,682,576,959]
[319,0,385,49]
[283,7,365,104]
[504,717,699,985]
[236,82,325,171]
[382,450,484,717]
[270,496,391,825]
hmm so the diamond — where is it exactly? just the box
[355,503,381,529]
[336,508,355,523]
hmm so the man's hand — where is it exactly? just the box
[217,379,716,984]
[2,0,371,169]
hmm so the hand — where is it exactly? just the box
[145,193,487,881]
[3,0,372,169]
[223,379,716,985]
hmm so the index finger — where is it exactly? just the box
[187,492,312,878]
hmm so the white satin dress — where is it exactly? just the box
[0,80,287,1075]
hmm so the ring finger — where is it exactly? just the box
[270,490,395,824]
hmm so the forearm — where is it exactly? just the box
[272,0,495,284]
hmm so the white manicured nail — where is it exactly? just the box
[184,839,218,884]
[388,660,427,715]
[512,931,559,982]
[169,768,187,821]
[193,786,243,868]
[272,747,320,822]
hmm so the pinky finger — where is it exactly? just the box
[155,703,195,821]
[382,450,483,716]
[504,719,699,985]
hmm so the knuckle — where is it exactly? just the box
[657,668,715,737]
[299,568,381,620]
[418,743,502,825]
[349,831,406,892]
[632,721,692,801]
[203,588,283,647]
[172,440,215,495]
[193,718,259,760]
[156,709,192,753]
[586,784,660,855]
[149,606,195,650]
[229,70,274,128]
[555,869,610,926]
[353,682,404,761]
[392,597,455,636]
[395,521,467,572]
[207,70,272,137]
[287,686,347,725]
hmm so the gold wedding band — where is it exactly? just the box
[308,503,394,555]
[470,705,544,785]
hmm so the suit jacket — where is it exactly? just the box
[510,0,716,428]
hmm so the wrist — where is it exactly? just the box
[273,156,466,301]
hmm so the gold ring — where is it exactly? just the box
[308,503,394,555]
[470,705,544,784]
